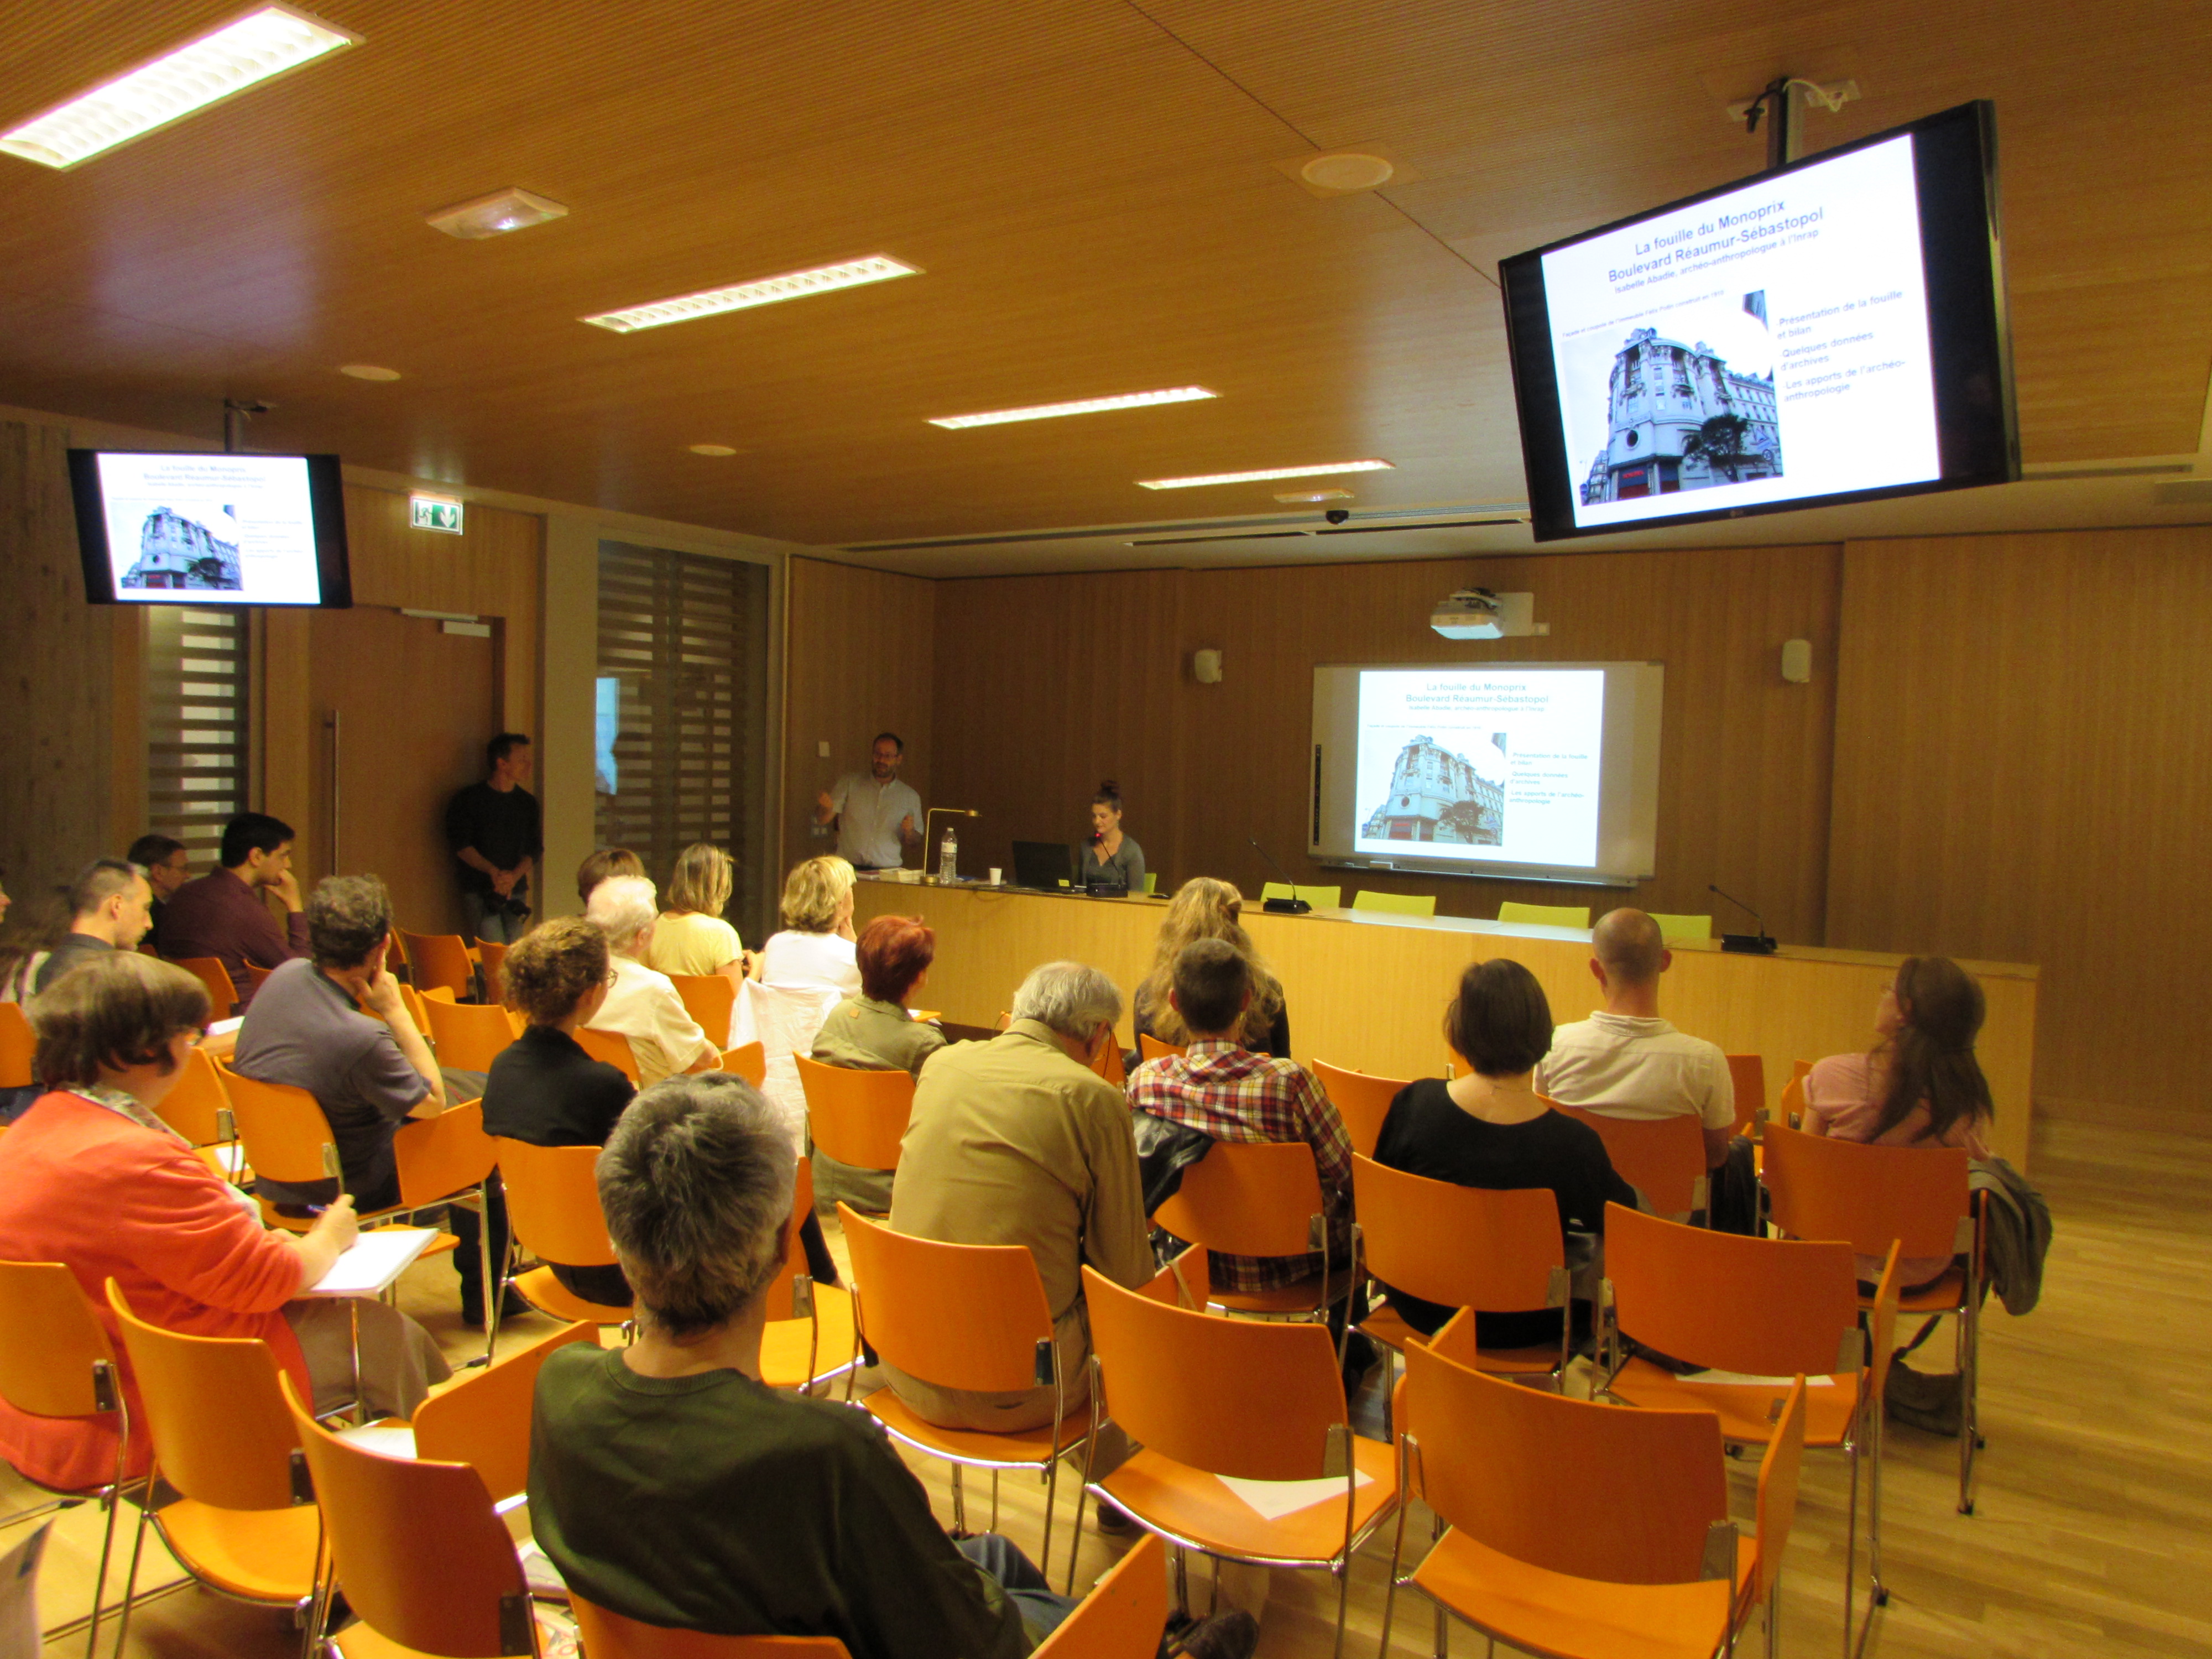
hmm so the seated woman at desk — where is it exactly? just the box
[1079,779,1146,893]
[1133,877,1291,1057]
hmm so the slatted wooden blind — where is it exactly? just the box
[595,542,772,945]
[144,606,250,870]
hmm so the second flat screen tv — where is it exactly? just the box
[1500,99,2017,542]
[68,450,353,606]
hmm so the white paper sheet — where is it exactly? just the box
[309,1227,439,1297]
[1680,1370,1835,1387]
[1216,1469,1374,1521]
[335,1422,417,1458]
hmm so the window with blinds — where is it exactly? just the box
[595,542,773,945]
[144,606,251,869]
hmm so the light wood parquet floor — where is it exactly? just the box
[14,1105,2209,1658]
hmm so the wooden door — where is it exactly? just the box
[307,609,498,934]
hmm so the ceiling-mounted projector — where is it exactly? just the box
[1432,587,1543,640]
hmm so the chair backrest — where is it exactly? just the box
[576,1024,644,1082]
[1605,1204,1860,1379]
[1310,1060,1406,1159]
[424,997,522,1072]
[763,1159,821,1320]
[1724,1053,1766,1136]
[413,1321,597,1505]
[401,931,478,1000]
[1260,882,1291,901]
[1143,872,1158,895]
[794,1054,914,1171]
[1760,1121,1972,1260]
[280,1374,533,1657]
[1648,912,1712,943]
[474,938,508,1005]
[243,961,277,993]
[1259,883,1340,909]
[1136,1033,1184,1062]
[1091,1036,1125,1086]
[1082,1265,1343,1481]
[495,1139,620,1269]
[837,1206,1055,1394]
[394,1099,499,1207]
[0,1002,34,1089]
[217,1062,338,1188]
[104,1279,300,1510]
[720,1041,766,1084]
[1353,890,1436,916]
[569,1594,851,1657]
[165,955,238,1020]
[0,1260,119,1418]
[670,974,738,1048]
[1034,1532,1166,1659]
[1496,902,1590,928]
[1777,1058,1812,1127]
[1863,1244,1903,1416]
[1405,1334,1725,1585]
[1349,1155,1563,1313]
[1745,1376,1809,1605]
[1547,1100,1707,1215]
[1150,1139,1323,1258]
[154,1045,232,1145]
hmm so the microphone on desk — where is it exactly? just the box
[1709,883,1778,954]
[1250,839,1312,913]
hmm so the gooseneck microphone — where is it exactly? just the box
[1708,883,1778,954]
[1251,838,1313,914]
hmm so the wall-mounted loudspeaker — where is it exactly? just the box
[1193,648,1224,684]
[1781,639,1812,684]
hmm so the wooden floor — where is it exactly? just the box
[15,1105,2210,1658]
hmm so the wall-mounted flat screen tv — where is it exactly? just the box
[68,450,352,607]
[1500,99,2016,543]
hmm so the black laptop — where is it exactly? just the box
[1010,839,1078,891]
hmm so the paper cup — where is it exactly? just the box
[989,867,1003,884]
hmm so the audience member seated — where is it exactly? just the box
[1806,954,1995,1286]
[0,954,447,1491]
[642,842,749,983]
[1132,877,1291,1058]
[154,811,309,1006]
[584,876,719,1085]
[484,916,635,1307]
[1373,958,1640,1348]
[888,962,1154,1431]
[808,915,945,1212]
[1536,907,1736,1170]
[1128,939,1353,1296]
[0,877,67,1004]
[125,833,190,940]
[576,844,645,907]
[32,859,153,995]
[758,856,861,993]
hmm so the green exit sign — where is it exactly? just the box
[411,495,464,534]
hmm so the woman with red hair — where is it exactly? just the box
[810,915,944,1209]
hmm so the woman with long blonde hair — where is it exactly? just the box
[1133,877,1290,1055]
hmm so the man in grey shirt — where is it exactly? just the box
[814,732,923,871]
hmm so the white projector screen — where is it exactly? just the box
[1309,662,1663,886]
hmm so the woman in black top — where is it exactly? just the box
[1373,958,1639,1347]
[485,917,636,1307]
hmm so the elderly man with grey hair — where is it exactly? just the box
[527,1073,1072,1657]
[583,874,718,1085]
[886,961,1154,1432]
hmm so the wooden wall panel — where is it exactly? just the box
[1828,528,2212,1115]
[781,557,937,880]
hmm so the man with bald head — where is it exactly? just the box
[1535,907,1735,1173]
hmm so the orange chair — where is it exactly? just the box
[1310,1060,1407,1159]
[474,937,509,1005]
[1150,1139,1353,1340]
[154,1046,250,1185]
[493,1138,634,1326]
[1725,1053,1767,1137]
[838,1206,1093,1587]
[1777,1058,1813,1128]
[1078,1265,1397,1654]
[1761,1120,1984,1515]
[243,960,277,995]
[1381,1321,1807,1659]
[795,1053,913,1186]
[1090,1036,1125,1086]
[671,973,738,1047]
[1349,1155,1572,1420]
[0,1262,134,1659]
[720,1041,766,1084]
[1136,1033,1184,1063]
[400,930,479,1001]
[570,1594,851,1656]
[102,1281,322,1657]
[0,1000,35,1088]
[424,995,524,1072]
[758,1160,858,1397]
[411,1321,598,1507]
[1547,1098,1710,1218]
[577,1024,644,1082]
[279,1372,536,1657]
[164,954,238,1021]
[1034,1531,1166,1659]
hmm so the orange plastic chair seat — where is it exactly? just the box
[1606,1358,1858,1449]
[1408,1525,1733,1659]
[759,1284,857,1392]
[1207,1265,1359,1317]
[860,1388,1093,1471]
[1098,1432,1396,1565]
[512,1266,630,1325]
[152,1498,322,1603]
[1888,1266,1967,1314]
[1355,1306,1561,1374]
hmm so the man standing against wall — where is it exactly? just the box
[446,734,541,945]
[814,732,922,873]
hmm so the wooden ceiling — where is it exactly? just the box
[0,0,2206,567]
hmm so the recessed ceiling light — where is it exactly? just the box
[0,4,358,170]
[339,363,400,381]
[1301,153,1395,192]
[1274,488,1355,503]
[1138,460,1394,491]
[687,444,738,457]
[582,255,919,334]
[425,187,569,241]
[928,386,1216,429]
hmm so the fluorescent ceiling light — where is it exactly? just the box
[0,4,358,170]
[581,255,919,333]
[929,386,1216,429]
[1138,460,1394,490]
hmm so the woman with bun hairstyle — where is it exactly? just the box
[1078,780,1145,894]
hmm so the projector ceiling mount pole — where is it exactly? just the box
[1745,77,1801,171]
[221,397,270,454]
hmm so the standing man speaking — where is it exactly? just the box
[815,732,923,872]
[446,733,541,944]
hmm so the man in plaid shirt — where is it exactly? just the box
[1125,939,1354,1293]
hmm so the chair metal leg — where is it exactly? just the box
[79,1438,129,1659]
[1957,1290,1981,1514]
[109,1478,156,1659]
[989,1469,1000,1535]
[1869,1406,1888,1606]
[477,1182,498,1368]
[1332,1557,1352,1659]
[951,1464,966,1535]
[1767,1571,1781,1659]
[1172,1545,1191,1621]
[1840,1442,1860,1659]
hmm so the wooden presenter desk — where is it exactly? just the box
[853,876,2039,1169]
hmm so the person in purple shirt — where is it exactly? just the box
[154,812,309,1007]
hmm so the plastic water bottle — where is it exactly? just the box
[938,825,958,883]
